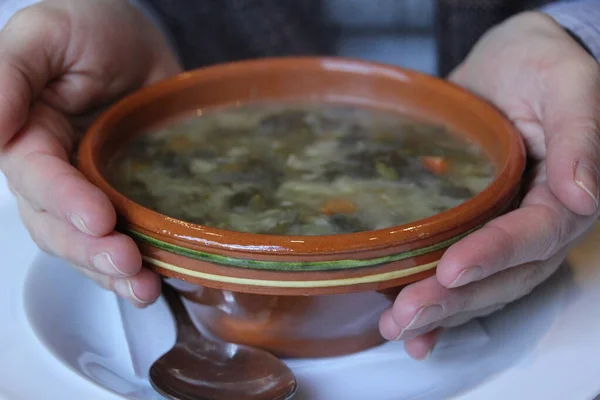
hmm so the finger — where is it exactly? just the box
[77,266,162,307]
[395,303,508,345]
[403,329,440,361]
[541,60,600,216]
[452,49,600,216]
[0,103,116,236]
[17,196,141,277]
[437,303,507,329]
[380,253,563,340]
[437,184,589,288]
[0,5,69,147]
[401,304,505,360]
[122,268,163,307]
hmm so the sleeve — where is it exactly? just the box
[542,0,600,61]
[128,0,178,57]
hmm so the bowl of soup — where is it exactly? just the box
[77,57,525,358]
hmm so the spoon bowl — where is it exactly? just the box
[149,283,297,400]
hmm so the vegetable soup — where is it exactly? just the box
[107,103,494,235]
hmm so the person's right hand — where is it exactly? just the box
[0,0,181,306]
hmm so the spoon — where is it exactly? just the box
[149,282,298,400]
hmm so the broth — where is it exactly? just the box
[107,103,494,235]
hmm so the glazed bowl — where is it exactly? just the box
[77,57,525,358]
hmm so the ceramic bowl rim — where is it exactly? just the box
[77,56,526,259]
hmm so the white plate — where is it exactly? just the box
[21,252,566,400]
[2,175,600,399]
[0,199,122,400]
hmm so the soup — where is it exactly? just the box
[107,103,494,236]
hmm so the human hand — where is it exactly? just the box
[0,0,181,306]
[379,11,600,359]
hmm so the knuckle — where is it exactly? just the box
[454,296,472,314]
[537,205,574,260]
[566,117,600,151]
[0,87,30,148]
[546,115,600,156]
[448,283,481,314]
[484,223,517,267]
[456,285,480,312]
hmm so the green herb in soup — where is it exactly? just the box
[107,103,494,235]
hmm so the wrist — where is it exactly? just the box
[128,0,181,67]
[564,28,595,58]
[506,11,597,61]
[541,1,600,61]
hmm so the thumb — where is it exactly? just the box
[542,63,600,216]
[0,5,68,148]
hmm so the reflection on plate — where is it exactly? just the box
[23,253,570,400]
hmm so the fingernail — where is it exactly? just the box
[405,305,444,331]
[395,322,437,341]
[69,214,93,235]
[91,252,127,275]
[422,344,436,361]
[575,160,599,208]
[449,266,483,288]
[114,280,152,304]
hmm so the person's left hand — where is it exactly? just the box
[379,11,600,359]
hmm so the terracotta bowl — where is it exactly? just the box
[77,57,525,358]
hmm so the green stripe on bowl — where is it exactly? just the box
[144,256,439,288]
[128,227,478,272]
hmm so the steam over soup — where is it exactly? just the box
[107,103,494,235]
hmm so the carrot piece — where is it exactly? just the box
[167,135,193,152]
[420,156,449,174]
[321,198,357,215]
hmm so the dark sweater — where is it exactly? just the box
[141,0,554,76]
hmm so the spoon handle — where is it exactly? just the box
[161,281,201,341]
